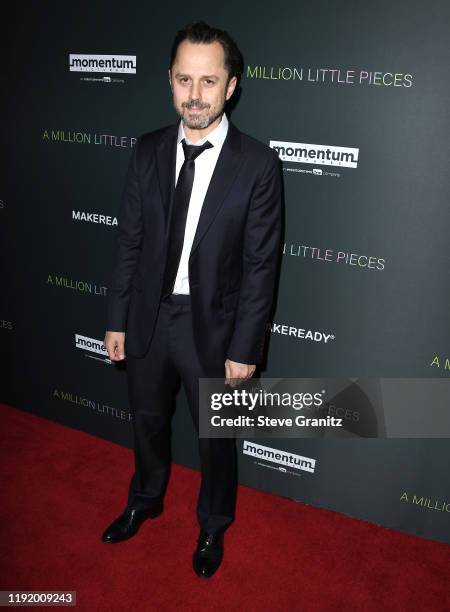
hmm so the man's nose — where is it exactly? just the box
[189,80,201,100]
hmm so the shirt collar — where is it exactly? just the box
[177,112,229,149]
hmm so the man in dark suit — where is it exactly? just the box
[102,20,282,578]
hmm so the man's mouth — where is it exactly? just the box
[184,103,208,112]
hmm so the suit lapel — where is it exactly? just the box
[155,117,244,252]
[155,122,178,233]
[190,120,243,255]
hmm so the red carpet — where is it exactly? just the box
[0,403,449,611]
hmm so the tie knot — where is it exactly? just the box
[182,138,213,162]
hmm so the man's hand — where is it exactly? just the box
[104,331,126,361]
[225,358,256,387]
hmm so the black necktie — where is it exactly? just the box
[161,138,214,297]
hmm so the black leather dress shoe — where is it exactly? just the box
[192,530,224,578]
[101,505,162,543]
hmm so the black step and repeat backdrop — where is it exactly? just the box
[3,1,450,544]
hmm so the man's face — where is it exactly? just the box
[169,40,237,130]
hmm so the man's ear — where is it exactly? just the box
[225,75,238,101]
[168,69,172,88]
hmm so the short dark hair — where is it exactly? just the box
[169,20,244,86]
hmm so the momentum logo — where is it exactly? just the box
[243,440,316,473]
[270,140,359,168]
[69,54,136,73]
[75,334,110,363]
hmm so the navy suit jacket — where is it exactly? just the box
[106,117,283,375]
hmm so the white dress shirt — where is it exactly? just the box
[172,112,229,295]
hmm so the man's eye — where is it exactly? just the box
[205,79,214,85]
